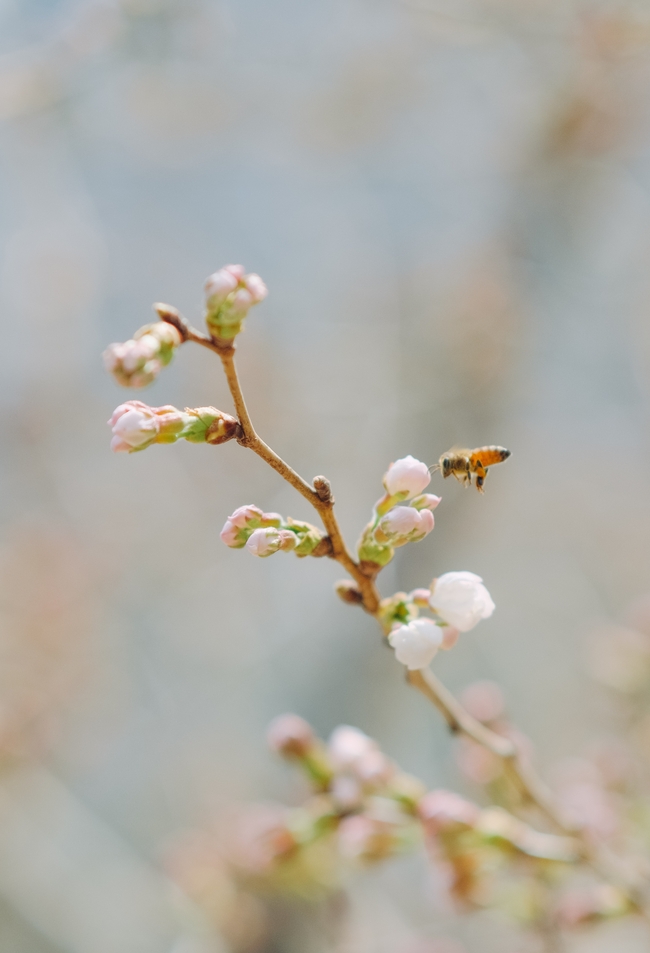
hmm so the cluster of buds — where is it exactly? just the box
[220,505,331,558]
[108,401,239,452]
[366,572,494,671]
[103,321,182,388]
[357,456,440,569]
[204,264,268,342]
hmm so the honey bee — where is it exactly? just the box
[435,446,511,493]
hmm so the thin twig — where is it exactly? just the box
[160,301,650,904]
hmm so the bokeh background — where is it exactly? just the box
[3,0,650,950]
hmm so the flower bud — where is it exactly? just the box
[417,790,481,837]
[108,400,186,452]
[204,265,268,342]
[220,505,283,549]
[459,681,505,724]
[337,814,399,864]
[328,726,377,772]
[246,527,296,557]
[331,775,364,811]
[103,321,182,388]
[383,455,431,499]
[283,518,328,557]
[335,580,363,605]
[410,588,432,608]
[109,401,238,453]
[182,407,240,445]
[429,572,495,632]
[267,714,315,759]
[388,618,443,670]
[410,493,441,511]
[377,506,434,546]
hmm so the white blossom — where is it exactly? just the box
[388,618,443,670]
[328,725,376,771]
[429,571,495,632]
[383,455,430,498]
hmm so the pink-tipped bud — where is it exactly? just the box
[410,493,442,511]
[417,790,480,836]
[267,714,315,759]
[204,265,244,310]
[246,527,296,557]
[109,401,162,452]
[383,455,431,499]
[410,588,433,607]
[220,506,283,549]
[103,322,181,388]
[378,506,434,545]
[328,725,377,772]
[204,265,267,341]
[337,814,398,864]
[331,774,364,811]
[388,618,443,670]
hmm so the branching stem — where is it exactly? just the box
[158,303,649,906]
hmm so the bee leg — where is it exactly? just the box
[475,464,487,493]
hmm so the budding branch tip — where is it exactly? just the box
[313,475,333,503]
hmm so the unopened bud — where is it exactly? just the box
[377,506,434,546]
[267,714,315,759]
[410,493,441,511]
[182,407,240,445]
[429,572,495,632]
[417,790,480,836]
[108,400,187,452]
[337,814,399,863]
[103,321,182,388]
[284,518,327,557]
[204,265,268,342]
[246,527,296,557]
[383,455,431,500]
[335,580,364,605]
[410,588,432,608]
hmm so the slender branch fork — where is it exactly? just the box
[159,305,650,911]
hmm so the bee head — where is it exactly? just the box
[441,456,451,476]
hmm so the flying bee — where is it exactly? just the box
[434,446,511,493]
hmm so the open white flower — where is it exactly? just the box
[388,618,443,670]
[383,455,430,498]
[429,571,495,632]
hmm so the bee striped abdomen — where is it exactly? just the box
[469,446,510,468]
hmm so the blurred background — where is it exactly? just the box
[2,0,650,950]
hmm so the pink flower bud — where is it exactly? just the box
[242,273,268,303]
[337,814,398,863]
[220,520,241,548]
[328,725,376,771]
[377,506,434,545]
[410,493,442,511]
[331,774,363,811]
[246,528,296,557]
[109,401,160,452]
[267,714,315,759]
[204,266,243,310]
[388,618,443,670]
[383,455,431,499]
[429,572,495,632]
[220,506,282,549]
[410,588,432,607]
[417,790,480,836]
[103,322,181,388]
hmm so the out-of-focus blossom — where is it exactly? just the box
[225,804,297,878]
[337,814,400,864]
[108,401,239,452]
[377,506,434,545]
[455,737,503,785]
[557,883,631,928]
[383,455,431,499]
[204,264,268,341]
[103,321,181,387]
[220,505,282,549]
[246,527,297,557]
[331,775,364,811]
[418,790,481,837]
[389,618,444,670]
[328,725,376,772]
[429,572,495,632]
[410,588,432,607]
[459,681,505,724]
[267,714,315,759]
